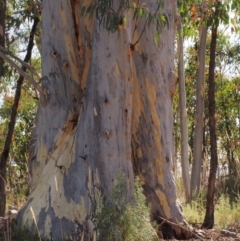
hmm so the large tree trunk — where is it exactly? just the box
[17,1,190,240]
[191,25,207,200]
[177,22,190,203]
[202,4,219,229]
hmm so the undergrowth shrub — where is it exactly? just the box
[215,195,240,229]
[0,225,39,241]
[93,173,160,241]
[182,198,205,225]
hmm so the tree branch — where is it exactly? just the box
[0,16,42,217]
[159,216,205,240]
[0,45,41,79]
[0,51,47,97]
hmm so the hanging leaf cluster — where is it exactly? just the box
[81,0,167,38]
[81,0,130,33]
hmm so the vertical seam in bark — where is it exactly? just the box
[70,0,81,54]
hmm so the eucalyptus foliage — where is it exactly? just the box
[81,0,167,44]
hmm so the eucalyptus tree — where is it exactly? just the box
[176,0,208,201]
[15,0,193,240]
[176,0,194,203]
[202,1,220,228]
[202,0,240,228]
[179,0,240,206]
[183,33,240,199]
[177,22,190,202]
[189,1,210,201]
[191,24,208,200]
[189,0,240,202]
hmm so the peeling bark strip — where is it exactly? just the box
[0,17,39,217]
[17,1,191,240]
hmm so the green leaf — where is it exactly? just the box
[160,14,166,22]
[80,6,86,16]
[133,8,138,20]
[123,17,127,25]
[154,32,160,45]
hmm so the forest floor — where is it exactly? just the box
[1,213,240,241]
[174,224,240,241]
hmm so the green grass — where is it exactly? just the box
[215,195,240,229]
[0,225,39,241]
[182,194,240,230]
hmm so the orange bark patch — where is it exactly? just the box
[60,8,68,28]
[155,188,171,219]
[131,62,144,134]
[145,77,164,185]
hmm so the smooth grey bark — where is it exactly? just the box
[191,25,208,200]
[177,22,190,202]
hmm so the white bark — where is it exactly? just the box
[177,22,190,202]
[191,25,208,200]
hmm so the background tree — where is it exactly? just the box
[177,0,209,201]
[0,0,6,77]
[0,17,39,217]
[190,1,210,201]
[177,22,190,202]
[0,0,41,216]
[202,1,220,229]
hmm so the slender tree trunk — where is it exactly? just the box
[202,4,219,229]
[189,122,194,164]
[222,104,234,177]
[177,22,190,202]
[0,18,39,217]
[0,0,6,77]
[191,25,207,200]
[202,123,207,184]
[17,1,191,240]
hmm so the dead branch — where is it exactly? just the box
[159,216,205,240]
